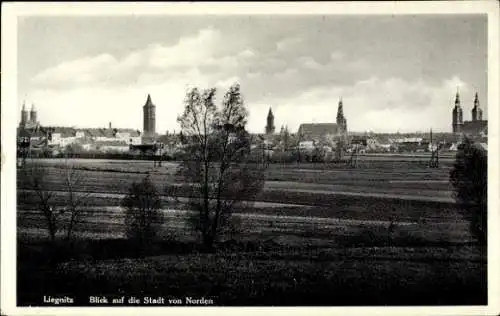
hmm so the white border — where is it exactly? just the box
[2,2,499,316]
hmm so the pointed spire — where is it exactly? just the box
[22,100,26,112]
[31,103,36,112]
[144,93,154,107]
[337,97,344,118]
[455,89,461,106]
[265,107,275,135]
[474,92,480,107]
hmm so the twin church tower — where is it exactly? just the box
[452,91,486,135]
[19,101,38,129]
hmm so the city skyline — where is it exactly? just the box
[18,15,487,133]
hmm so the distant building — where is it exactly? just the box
[452,91,487,136]
[75,130,85,138]
[265,107,275,135]
[297,98,348,143]
[336,97,348,135]
[298,123,340,143]
[19,101,39,129]
[393,137,429,152]
[18,125,141,149]
[17,101,143,154]
[351,136,369,146]
[142,94,156,144]
[95,141,131,153]
[299,140,315,151]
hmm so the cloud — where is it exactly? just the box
[276,37,303,52]
[147,28,222,70]
[32,53,119,85]
[329,51,344,61]
[298,56,322,70]
[26,24,483,135]
[29,24,365,109]
[30,83,189,133]
[215,76,240,89]
[30,27,247,90]
[238,49,256,59]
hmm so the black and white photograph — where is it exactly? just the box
[1,2,499,315]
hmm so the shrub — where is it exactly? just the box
[449,137,487,247]
[121,174,164,255]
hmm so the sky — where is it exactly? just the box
[17,14,488,134]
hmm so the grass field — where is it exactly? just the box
[19,156,455,201]
[16,156,487,306]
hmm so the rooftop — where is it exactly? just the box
[297,123,340,141]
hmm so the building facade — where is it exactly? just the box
[19,101,38,129]
[452,91,487,136]
[297,97,348,143]
[17,101,143,154]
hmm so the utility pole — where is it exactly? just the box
[258,134,266,169]
[436,132,439,168]
[349,144,357,168]
[158,143,163,167]
[297,132,303,166]
[262,141,266,168]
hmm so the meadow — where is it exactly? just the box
[16,155,487,306]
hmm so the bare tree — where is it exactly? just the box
[19,157,91,242]
[21,161,59,241]
[62,158,91,241]
[176,83,265,250]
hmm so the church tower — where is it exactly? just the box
[30,103,37,124]
[20,101,28,127]
[336,97,347,135]
[471,92,483,121]
[265,107,275,135]
[452,91,463,134]
[142,94,156,143]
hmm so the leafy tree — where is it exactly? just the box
[449,137,487,247]
[121,174,163,254]
[175,83,265,250]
